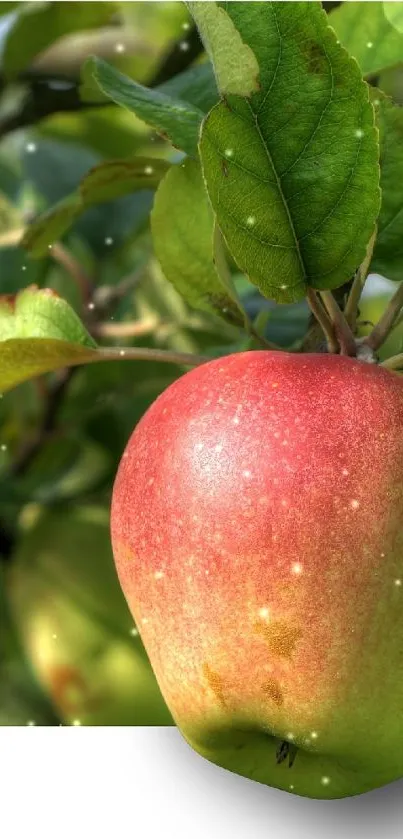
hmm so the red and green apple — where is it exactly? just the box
[111,350,403,798]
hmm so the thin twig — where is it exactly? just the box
[50,242,94,304]
[319,290,357,356]
[365,282,403,351]
[9,368,76,477]
[91,266,146,314]
[93,317,159,340]
[306,289,339,353]
[344,226,377,331]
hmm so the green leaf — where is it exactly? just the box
[187,1,260,96]
[330,2,403,77]
[85,56,205,156]
[158,62,219,114]
[0,337,97,394]
[22,195,80,259]
[0,286,97,392]
[199,1,380,303]
[3,1,117,79]
[23,157,169,257]
[151,158,245,325]
[80,157,170,205]
[22,138,154,257]
[0,286,96,346]
[370,91,403,282]
[383,2,403,35]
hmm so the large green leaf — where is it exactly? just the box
[3,1,117,79]
[330,2,403,77]
[370,92,403,282]
[151,158,244,325]
[199,1,380,303]
[85,56,205,157]
[22,156,170,257]
[187,1,260,96]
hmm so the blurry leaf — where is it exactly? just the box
[330,2,403,77]
[86,56,205,156]
[8,505,173,725]
[0,3,20,14]
[243,292,310,348]
[0,247,45,295]
[22,195,80,258]
[151,158,244,325]
[0,566,58,726]
[370,92,403,282]
[199,1,380,303]
[0,286,97,393]
[22,137,155,255]
[0,191,21,234]
[23,157,170,257]
[39,105,149,159]
[187,1,260,96]
[383,2,403,35]
[80,156,169,204]
[3,0,117,79]
[158,61,219,113]
[120,0,188,39]
[8,436,111,503]
[0,155,21,203]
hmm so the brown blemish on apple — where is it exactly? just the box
[261,677,284,706]
[202,662,227,708]
[254,619,302,658]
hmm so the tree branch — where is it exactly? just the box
[9,367,76,478]
[50,242,94,304]
[92,317,158,339]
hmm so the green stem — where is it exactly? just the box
[366,282,403,351]
[344,225,377,331]
[306,289,339,353]
[319,290,357,356]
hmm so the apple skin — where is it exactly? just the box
[111,350,403,798]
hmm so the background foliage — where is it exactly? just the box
[1,0,403,726]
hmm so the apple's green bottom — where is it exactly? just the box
[181,726,401,799]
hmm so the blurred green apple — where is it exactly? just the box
[6,505,173,726]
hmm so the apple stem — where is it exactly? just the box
[319,291,357,356]
[344,225,377,332]
[306,290,339,353]
[365,282,403,351]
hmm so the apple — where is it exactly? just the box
[111,349,403,798]
[8,505,173,726]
